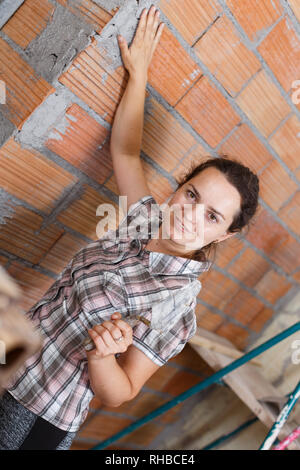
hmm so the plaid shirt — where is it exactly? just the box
[6,195,211,432]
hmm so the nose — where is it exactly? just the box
[183,205,197,227]
[175,208,195,233]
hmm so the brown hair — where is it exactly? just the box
[173,155,260,265]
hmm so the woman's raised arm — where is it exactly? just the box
[109,6,164,210]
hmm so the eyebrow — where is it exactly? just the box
[188,184,226,221]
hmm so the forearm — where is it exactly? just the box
[87,353,133,407]
[110,73,148,157]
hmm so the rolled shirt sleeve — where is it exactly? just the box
[131,298,198,367]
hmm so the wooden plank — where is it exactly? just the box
[188,326,300,449]
[189,333,262,366]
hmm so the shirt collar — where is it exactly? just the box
[101,235,211,277]
[147,247,212,277]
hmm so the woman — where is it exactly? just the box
[0,6,259,450]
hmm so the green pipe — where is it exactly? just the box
[202,389,292,450]
[90,321,300,450]
[201,417,258,450]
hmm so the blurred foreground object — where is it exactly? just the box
[0,265,43,396]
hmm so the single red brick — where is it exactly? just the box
[160,0,222,45]
[45,103,113,184]
[162,369,201,396]
[7,261,55,312]
[121,392,167,419]
[78,413,132,440]
[57,184,119,240]
[249,307,274,333]
[2,0,55,49]
[175,76,241,147]
[236,70,291,138]
[59,39,128,124]
[254,269,293,304]
[148,25,203,106]
[142,96,199,173]
[227,247,271,287]
[197,269,240,310]
[172,144,210,181]
[278,191,300,239]
[258,18,300,92]
[0,205,63,265]
[169,343,213,376]
[195,304,224,331]
[119,421,163,446]
[226,0,283,41]
[194,15,261,96]
[247,207,300,273]
[216,322,250,350]
[214,236,245,269]
[269,235,300,275]
[223,288,265,326]
[0,38,54,128]
[258,159,298,212]
[269,115,300,172]
[39,232,87,274]
[246,207,288,253]
[219,123,273,173]
[0,138,78,214]
[145,364,178,391]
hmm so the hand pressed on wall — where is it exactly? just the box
[117,5,164,79]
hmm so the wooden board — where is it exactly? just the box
[188,327,300,449]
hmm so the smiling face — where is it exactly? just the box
[159,167,242,256]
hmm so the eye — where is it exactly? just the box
[186,189,196,200]
[186,189,218,223]
[209,212,218,223]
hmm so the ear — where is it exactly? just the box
[214,231,237,243]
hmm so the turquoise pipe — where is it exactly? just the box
[202,417,258,450]
[259,380,300,450]
[202,389,292,450]
[90,321,300,450]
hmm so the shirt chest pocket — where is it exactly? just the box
[101,271,129,311]
[151,289,195,333]
[77,270,130,329]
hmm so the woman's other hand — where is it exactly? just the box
[85,312,133,361]
[117,5,164,79]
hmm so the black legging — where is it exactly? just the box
[0,391,75,450]
[19,415,69,450]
